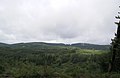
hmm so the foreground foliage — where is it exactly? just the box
[109,6,120,72]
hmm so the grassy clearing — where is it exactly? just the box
[76,49,108,55]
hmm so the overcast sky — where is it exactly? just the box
[0,0,119,44]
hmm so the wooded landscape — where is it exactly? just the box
[0,42,119,78]
[0,42,111,78]
[0,2,120,78]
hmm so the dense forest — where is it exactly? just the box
[0,42,119,78]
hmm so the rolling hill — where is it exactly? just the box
[0,42,110,50]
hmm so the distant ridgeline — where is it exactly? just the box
[0,42,110,50]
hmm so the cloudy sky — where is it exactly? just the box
[0,0,119,44]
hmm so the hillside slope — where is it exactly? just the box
[0,42,110,50]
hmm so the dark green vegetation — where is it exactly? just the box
[0,42,119,78]
[109,6,120,72]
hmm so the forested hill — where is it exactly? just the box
[71,43,110,50]
[0,42,110,50]
[0,42,111,78]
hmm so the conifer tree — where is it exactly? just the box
[109,6,120,72]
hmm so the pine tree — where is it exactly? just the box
[108,6,120,72]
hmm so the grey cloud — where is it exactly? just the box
[0,0,119,44]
